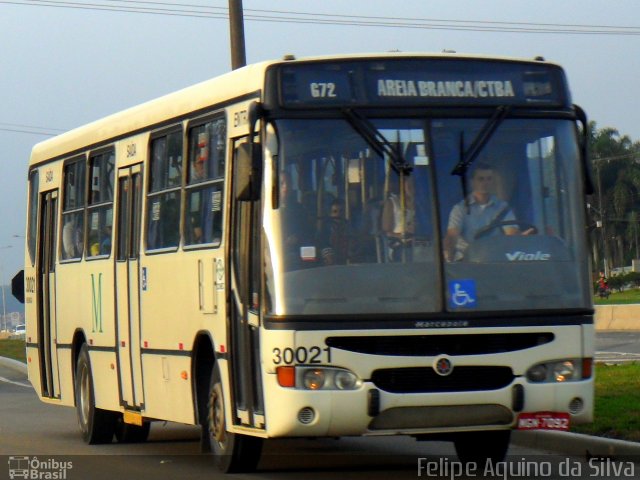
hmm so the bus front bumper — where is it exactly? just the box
[260,374,594,438]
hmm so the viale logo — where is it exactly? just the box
[505,251,551,261]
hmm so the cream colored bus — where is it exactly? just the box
[17,53,594,472]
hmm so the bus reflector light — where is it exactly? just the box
[582,358,593,379]
[277,366,296,387]
[180,371,188,380]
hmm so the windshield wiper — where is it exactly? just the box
[450,105,510,211]
[450,105,511,177]
[343,108,413,175]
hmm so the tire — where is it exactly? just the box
[75,344,118,444]
[454,430,511,465]
[205,366,263,473]
[115,416,151,443]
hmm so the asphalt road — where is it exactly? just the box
[595,331,640,363]
[2,331,640,479]
[3,361,628,480]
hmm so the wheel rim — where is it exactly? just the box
[79,363,90,428]
[209,382,226,451]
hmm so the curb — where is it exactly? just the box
[512,430,640,457]
[0,356,28,375]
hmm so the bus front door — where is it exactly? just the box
[114,165,144,409]
[37,190,60,399]
[228,137,265,430]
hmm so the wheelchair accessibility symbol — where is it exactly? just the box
[448,280,477,309]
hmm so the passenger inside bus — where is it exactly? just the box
[317,199,363,265]
[62,215,83,259]
[443,162,534,262]
[279,171,314,270]
[381,175,416,261]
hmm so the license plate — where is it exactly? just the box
[517,412,570,431]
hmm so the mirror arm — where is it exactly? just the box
[574,104,594,195]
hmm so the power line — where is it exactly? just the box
[0,122,65,137]
[2,0,640,35]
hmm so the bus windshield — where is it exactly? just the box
[264,117,591,317]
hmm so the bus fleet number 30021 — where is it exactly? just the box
[272,346,332,365]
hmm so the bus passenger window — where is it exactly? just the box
[185,117,225,247]
[61,158,86,260]
[87,151,114,258]
[146,131,182,251]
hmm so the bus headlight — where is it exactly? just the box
[277,366,362,390]
[334,370,359,390]
[303,369,326,390]
[526,364,548,382]
[526,359,586,383]
[553,361,576,382]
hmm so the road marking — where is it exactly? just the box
[595,351,640,363]
[0,376,31,388]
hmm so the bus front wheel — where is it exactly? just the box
[206,367,263,473]
[75,344,117,444]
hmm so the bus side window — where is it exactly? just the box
[146,131,182,251]
[61,158,86,260]
[87,150,114,258]
[185,116,225,247]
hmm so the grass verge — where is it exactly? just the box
[572,363,640,442]
[594,288,640,305]
[0,338,27,363]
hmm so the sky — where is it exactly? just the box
[0,0,639,283]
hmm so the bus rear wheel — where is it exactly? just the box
[453,430,511,465]
[75,344,117,444]
[206,367,263,473]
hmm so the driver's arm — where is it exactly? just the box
[501,209,534,236]
[443,226,460,262]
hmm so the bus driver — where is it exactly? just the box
[443,162,533,261]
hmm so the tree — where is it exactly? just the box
[588,123,640,273]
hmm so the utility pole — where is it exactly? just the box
[0,246,10,332]
[229,0,247,70]
[595,161,609,277]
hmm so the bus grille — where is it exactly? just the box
[371,366,514,393]
[326,333,553,356]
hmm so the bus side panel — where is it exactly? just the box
[138,253,198,424]
[56,261,121,412]
[141,355,194,424]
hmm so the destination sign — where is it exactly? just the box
[274,58,569,108]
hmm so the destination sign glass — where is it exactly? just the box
[275,58,569,108]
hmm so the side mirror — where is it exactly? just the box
[234,142,261,202]
[234,102,264,202]
[12,270,24,304]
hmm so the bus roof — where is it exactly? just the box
[29,52,562,167]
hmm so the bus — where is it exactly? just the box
[16,53,594,472]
